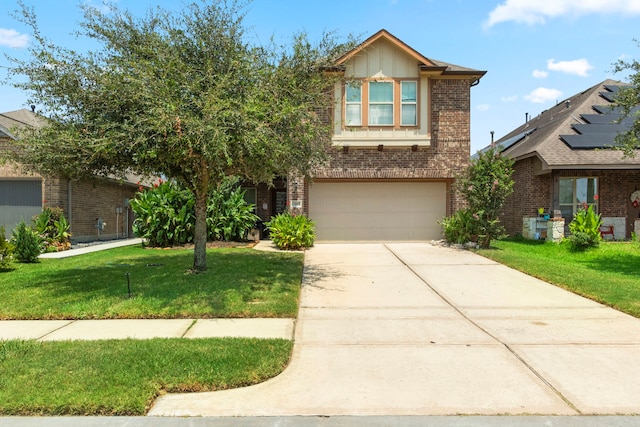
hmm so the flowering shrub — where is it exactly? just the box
[454,147,514,248]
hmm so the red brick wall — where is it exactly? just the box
[68,179,139,242]
[309,78,473,216]
[502,163,640,237]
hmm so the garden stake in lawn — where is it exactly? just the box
[126,272,131,298]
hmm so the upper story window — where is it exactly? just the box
[401,81,417,126]
[344,79,418,128]
[345,83,362,126]
[369,81,393,126]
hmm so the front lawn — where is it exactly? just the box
[0,338,292,415]
[476,239,640,318]
[0,246,303,319]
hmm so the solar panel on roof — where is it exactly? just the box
[581,113,623,124]
[599,91,617,102]
[560,134,618,149]
[571,123,630,134]
[473,127,538,158]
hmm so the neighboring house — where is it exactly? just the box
[491,79,640,240]
[0,108,141,242]
[248,29,486,241]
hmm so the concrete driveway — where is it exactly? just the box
[149,243,640,416]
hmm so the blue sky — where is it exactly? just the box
[1,0,639,153]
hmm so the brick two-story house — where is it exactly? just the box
[248,30,485,241]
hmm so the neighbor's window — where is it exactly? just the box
[369,81,394,126]
[401,81,417,126]
[243,187,257,213]
[345,83,362,126]
[559,177,598,220]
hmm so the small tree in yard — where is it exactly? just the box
[6,0,355,272]
[612,41,640,157]
[455,147,514,248]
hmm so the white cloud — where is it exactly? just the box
[484,0,640,27]
[477,104,490,112]
[524,87,563,104]
[547,58,593,77]
[501,95,518,102]
[532,69,548,78]
[0,28,29,48]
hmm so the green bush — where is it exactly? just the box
[0,226,14,270]
[32,207,71,251]
[440,208,478,244]
[568,205,602,250]
[12,220,43,263]
[207,178,259,241]
[130,177,258,246]
[130,180,195,247]
[266,213,315,250]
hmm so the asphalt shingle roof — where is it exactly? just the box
[490,79,640,170]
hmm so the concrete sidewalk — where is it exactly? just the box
[149,242,640,417]
[0,318,294,341]
[39,238,144,258]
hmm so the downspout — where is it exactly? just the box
[67,180,72,238]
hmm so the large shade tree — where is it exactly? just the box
[6,0,353,271]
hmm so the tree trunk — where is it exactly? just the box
[192,186,208,272]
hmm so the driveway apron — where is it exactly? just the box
[149,243,640,416]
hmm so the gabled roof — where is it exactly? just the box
[0,123,14,139]
[489,79,640,170]
[334,29,486,79]
[0,109,49,133]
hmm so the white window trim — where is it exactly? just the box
[559,177,598,218]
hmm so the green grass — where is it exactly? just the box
[476,239,640,317]
[0,246,303,319]
[0,338,292,415]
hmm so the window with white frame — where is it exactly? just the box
[559,177,598,220]
[345,83,362,126]
[344,79,419,128]
[369,81,394,126]
[401,81,417,126]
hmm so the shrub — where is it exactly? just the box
[130,177,258,246]
[12,220,43,263]
[266,213,315,250]
[0,226,14,270]
[130,180,194,247]
[440,208,478,244]
[455,147,514,248]
[568,205,602,250]
[207,177,259,241]
[32,207,71,251]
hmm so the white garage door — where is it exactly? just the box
[308,181,446,241]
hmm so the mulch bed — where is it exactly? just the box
[145,241,258,250]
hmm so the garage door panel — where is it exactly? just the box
[309,182,446,241]
[0,180,42,238]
